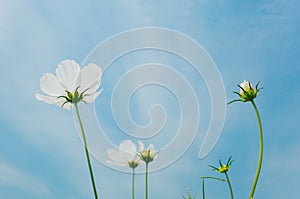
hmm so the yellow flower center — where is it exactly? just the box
[219,165,230,173]
[128,161,139,169]
[140,149,155,163]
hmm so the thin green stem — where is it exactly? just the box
[75,103,98,199]
[249,100,263,199]
[201,177,205,199]
[201,176,226,182]
[145,163,149,199]
[201,176,226,199]
[224,172,234,199]
[132,168,135,199]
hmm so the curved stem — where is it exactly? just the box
[75,103,98,199]
[132,168,135,199]
[249,100,263,199]
[145,163,149,199]
[224,172,234,199]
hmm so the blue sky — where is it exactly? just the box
[0,0,300,198]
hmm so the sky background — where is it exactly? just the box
[0,0,300,199]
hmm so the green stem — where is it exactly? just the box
[75,103,98,199]
[224,172,234,199]
[132,168,135,199]
[201,177,205,199]
[145,163,149,199]
[201,176,226,182]
[201,176,226,199]
[249,100,263,199]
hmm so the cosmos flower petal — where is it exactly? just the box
[35,94,72,110]
[107,149,126,163]
[84,89,103,104]
[107,140,141,168]
[84,80,101,95]
[118,140,137,160]
[240,80,255,93]
[79,63,102,91]
[138,140,144,152]
[55,60,80,91]
[120,152,135,162]
[120,140,137,153]
[39,73,65,96]
[61,103,72,110]
[106,160,126,167]
[149,144,155,152]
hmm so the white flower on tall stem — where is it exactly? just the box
[107,140,142,169]
[138,141,157,199]
[107,140,142,199]
[228,80,264,199]
[138,141,157,164]
[228,80,261,104]
[36,59,102,199]
[36,59,102,110]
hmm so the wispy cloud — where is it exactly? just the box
[0,161,52,197]
[0,0,299,198]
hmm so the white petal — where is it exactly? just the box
[240,80,247,89]
[138,140,144,152]
[35,93,62,104]
[79,63,102,91]
[240,80,255,94]
[106,160,126,167]
[132,154,142,164]
[55,60,80,91]
[149,144,155,152]
[119,140,137,161]
[107,149,124,162]
[39,73,65,96]
[83,80,101,95]
[83,89,103,104]
[82,80,102,102]
[61,103,72,110]
[35,94,72,110]
[119,140,137,153]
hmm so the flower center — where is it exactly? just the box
[219,165,230,173]
[128,161,139,169]
[58,86,88,107]
[140,150,155,163]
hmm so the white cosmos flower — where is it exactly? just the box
[35,59,102,110]
[238,80,260,102]
[107,140,142,169]
[239,80,255,95]
[138,141,157,164]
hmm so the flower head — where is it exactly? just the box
[36,59,102,110]
[229,80,262,104]
[138,141,157,164]
[107,140,142,169]
[209,156,234,173]
[239,80,258,101]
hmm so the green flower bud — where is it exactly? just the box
[209,156,233,174]
[239,80,259,102]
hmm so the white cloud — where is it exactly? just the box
[0,162,52,197]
